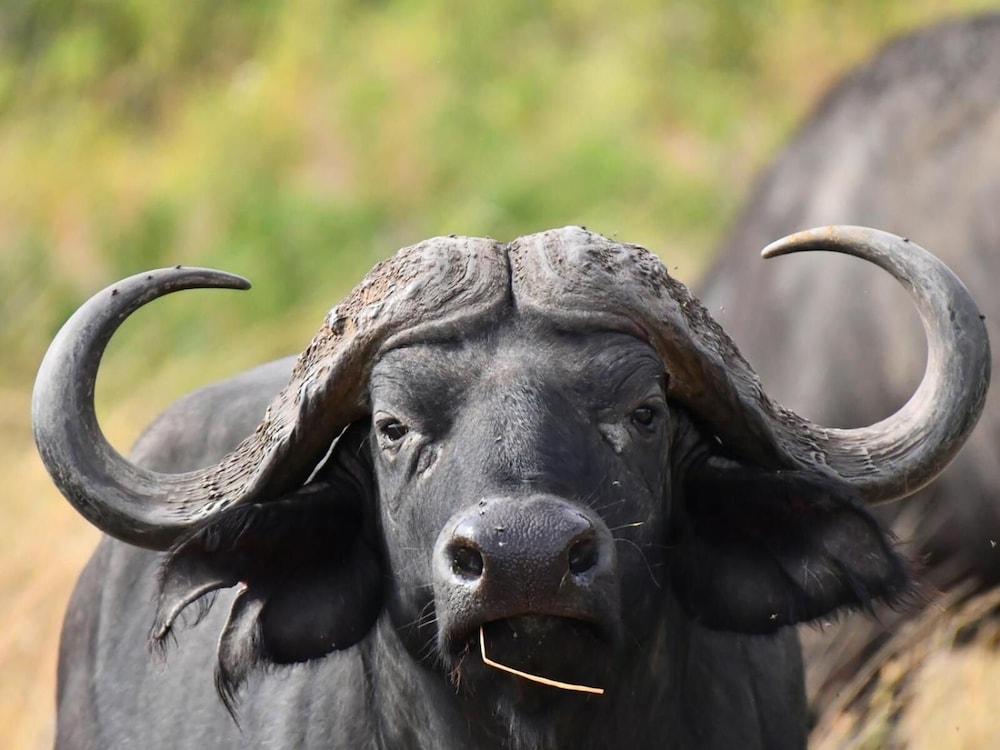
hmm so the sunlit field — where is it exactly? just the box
[2,2,998,747]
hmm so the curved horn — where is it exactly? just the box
[33,267,253,549]
[760,226,990,502]
[508,225,989,504]
[34,238,509,550]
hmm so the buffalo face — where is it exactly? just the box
[371,322,671,693]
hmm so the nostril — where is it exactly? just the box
[449,543,484,580]
[567,536,599,575]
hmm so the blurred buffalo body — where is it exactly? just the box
[700,12,1000,729]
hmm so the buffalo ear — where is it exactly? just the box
[150,425,383,714]
[671,463,910,634]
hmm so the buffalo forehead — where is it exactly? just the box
[508,226,674,330]
[371,322,664,413]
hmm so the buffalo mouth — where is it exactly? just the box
[447,615,615,699]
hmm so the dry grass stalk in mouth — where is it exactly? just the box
[478,627,606,696]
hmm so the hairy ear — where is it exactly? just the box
[149,422,382,714]
[671,461,911,634]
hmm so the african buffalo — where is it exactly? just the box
[699,14,1000,717]
[36,226,988,749]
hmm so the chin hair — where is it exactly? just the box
[498,705,557,750]
[493,689,575,750]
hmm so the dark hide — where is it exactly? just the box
[151,423,382,715]
[56,320,907,749]
[677,462,908,633]
[699,13,1000,715]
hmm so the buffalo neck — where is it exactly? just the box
[360,597,806,749]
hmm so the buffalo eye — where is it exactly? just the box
[631,406,656,428]
[377,419,409,443]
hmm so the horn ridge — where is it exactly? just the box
[32,267,252,549]
[33,237,509,549]
[508,225,989,504]
[761,226,990,502]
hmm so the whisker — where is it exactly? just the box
[615,536,662,590]
[417,611,438,628]
[418,632,443,664]
[590,497,629,514]
[609,521,645,532]
[401,599,436,630]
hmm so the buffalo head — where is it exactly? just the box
[33,226,989,711]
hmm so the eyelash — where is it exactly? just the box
[631,406,655,426]
[630,403,664,431]
[376,418,410,450]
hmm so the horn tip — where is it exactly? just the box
[154,266,251,291]
[185,268,252,291]
[230,275,252,291]
[761,226,845,259]
[207,270,252,291]
[760,241,797,260]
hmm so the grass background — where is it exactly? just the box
[2,2,998,747]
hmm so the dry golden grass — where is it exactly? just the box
[0,402,97,749]
[812,588,1000,749]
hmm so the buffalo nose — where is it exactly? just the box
[438,496,611,589]
[433,495,621,647]
[446,530,600,583]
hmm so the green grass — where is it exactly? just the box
[3,0,997,396]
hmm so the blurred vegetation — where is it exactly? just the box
[1,1,999,748]
[1,0,997,399]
